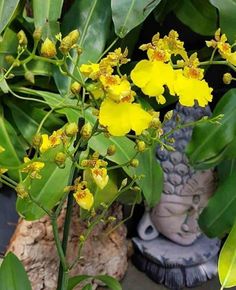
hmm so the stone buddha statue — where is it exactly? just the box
[133,104,220,289]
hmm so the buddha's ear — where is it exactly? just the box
[137,212,159,241]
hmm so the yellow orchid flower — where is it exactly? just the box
[99,98,152,136]
[173,70,213,107]
[91,167,109,190]
[22,157,45,179]
[131,60,175,100]
[73,188,94,211]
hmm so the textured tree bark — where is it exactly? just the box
[7,204,128,290]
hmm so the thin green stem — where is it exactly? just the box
[28,193,51,216]
[96,37,119,62]
[56,192,74,290]
[51,215,68,272]
[1,174,17,186]
[0,178,15,189]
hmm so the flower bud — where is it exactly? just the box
[130,159,139,167]
[65,122,79,137]
[77,47,82,55]
[59,30,80,54]
[0,146,5,153]
[133,186,141,192]
[70,81,81,94]
[81,159,89,167]
[59,35,72,54]
[5,55,15,64]
[24,71,35,84]
[223,73,233,85]
[136,141,146,152]
[33,27,43,41]
[32,133,42,148]
[164,110,173,121]
[17,30,28,46]
[55,152,67,167]
[68,29,80,44]
[120,178,128,188]
[41,38,57,58]
[107,144,116,156]
[16,183,28,199]
[80,122,92,139]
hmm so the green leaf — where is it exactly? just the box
[0,0,20,34]
[95,275,122,290]
[210,0,236,42]
[175,0,217,36]
[217,158,236,183]
[186,89,236,169]
[218,222,236,288]
[0,252,32,290]
[84,169,118,209]
[6,99,63,143]
[111,0,161,38]
[89,134,136,172]
[0,108,25,180]
[33,0,63,39]
[0,28,18,66]
[16,156,72,220]
[199,171,236,237]
[135,144,163,207]
[67,275,121,290]
[54,0,112,94]
[82,285,92,290]
[68,275,91,290]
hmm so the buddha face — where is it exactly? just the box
[150,170,215,245]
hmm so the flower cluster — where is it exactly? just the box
[80,48,152,136]
[131,30,213,107]
[206,28,236,66]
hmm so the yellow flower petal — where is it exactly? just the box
[174,70,213,107]
[226,52,236,66]
[131,60,175,97]
[73,188,94,210]
[99,98,152,136]
[91,167,109,189]
[40,134,50,153]
[80,63,100,80]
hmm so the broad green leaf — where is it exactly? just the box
[111,0,161,38]
[0,28,18,66]
[0,108,25,180]
[95,275,122,290]
[175,0,217,36]
[0,252,32,290]
[33,0,63,39]
[89,134,136,172]
[135,144,163,207]
[210,0,236,42]
[0,0,20,34]
[84,169,118,209]
[13,87,81,123]
[218,222,236,288]
[6,99,63,143]
[199,171,236,237]
[14,60,52,77]
[16,156,72,220]
[89,135,163,206]
[186,89,236,169]
[54,0,112,94]
[68,275,91,290]
[217,158,236,183]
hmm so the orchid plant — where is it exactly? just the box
[1,1,236,290]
